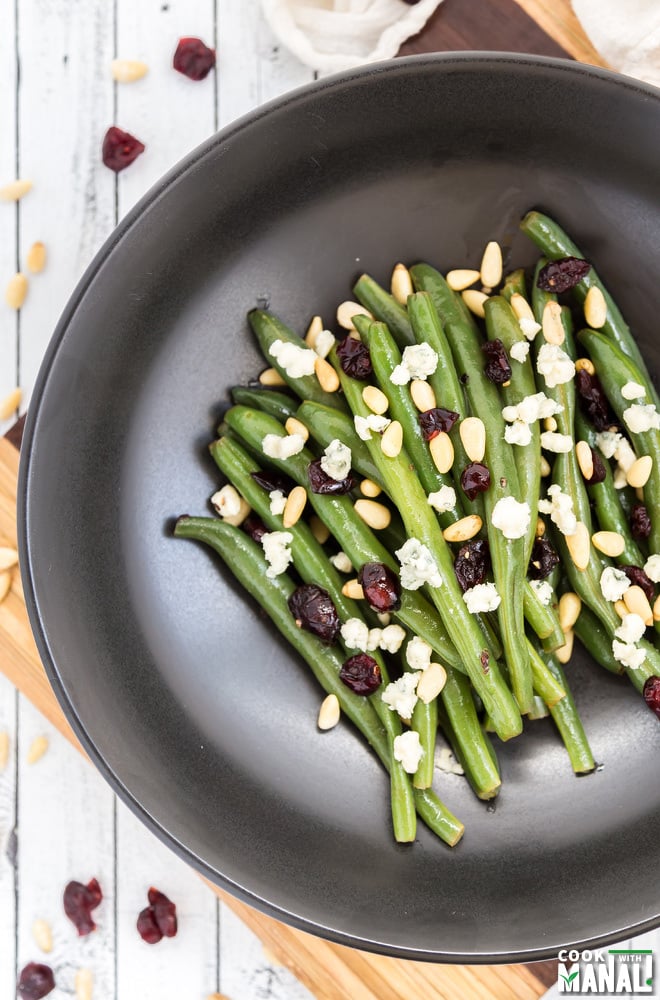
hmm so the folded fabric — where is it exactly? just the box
[261,0,445,73]
[573,0,660,88]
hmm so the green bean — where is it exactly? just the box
[529,640,595,774]
[230,386,299,422]
[523,583,565,651]
[526,638,566,707]
[296,400,383,487]
[437,668,501,800]
[411,694,437,790]
[573,605,623,675]
[352,273,414,347]
[501,268,527,302]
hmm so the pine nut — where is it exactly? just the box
[446,269,480,291]
[390,263,413,305]
[635,487,645,502]
[542,300,564,345]
[614,600,628,619]
[442,515,482,543]
[26,241,46,274]
[32,919,53,953]
[558,592,582,631]
[0,572,11,604]
[462,289,488,319]
[535,517,546,538]
[5,273,28,310]
[575,357,595,375]
[221,496,251,527]
[459,417,486,463]
[623,585,653,626]
[0,547,18,572]
[555,629,574,664]
[354,499,391,530]
[304,315,323,348]
[0,179,32,201]
[584,285,607,329]
[429,432,454,474]
[315,356,339,393]
[377,612,391,626]
[336,300,372,330]
[342,579,364,600]
[362,385,389,415]
[284,416,309,441]
[380,420,403,458]
[543,416,558,432]
[592,530,625,557]
[360,478,382,498]
[75,968,93,1000]
[410,379,436,411]
[480,241,502,289]
[309,516,330,544]
[509,293,535,322]
[653,594,660,622]
[416,663,447,704]
[111,58,149,82]
[540,456,551,477]
[282,486,306,528]
[575,440,594,480]
[626,455,652,489]
[259,367,286,387]
[317,694,340,731]
[0,731,9,770]
[565,521,590,570]
[27,735,49,765]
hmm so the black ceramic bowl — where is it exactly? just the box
[19,54,660,962]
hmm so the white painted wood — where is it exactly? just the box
[0,675,18,1000]
[0,0,19,424]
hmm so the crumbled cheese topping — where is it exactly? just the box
[261,531,294,579]
[382,672,420,720]
[612,640,646,670]
[530,579,554,606]
[211,484,242,518]
[320,439,352,481]
[504,421,532,447]
[262,433,306,459]
[380,624,407,653]
[510,340,531,363]
[268,339,316,378]
[536,343,576,388]
[406,636,433,672]
[354,413,391,441]
[538,484,577,536]
[540,431,573,453]
[502,391,562,425]
[340,617,370,651]
[395,538,443,590]
[595,431,621,459]
[269,489,287,515]
[613,467,628,490]
[644,554,660,582]
[330,550,353,574]
[600,566,631,602]
[491,497,531,540]
[621,381,646,401]
[614,437,636,472]
[393,730,424,773]
[389,343,438,386]
[427,485,457,513]
[463,582,501,613]
[435,745,464,776]
[366,628,382,651]
[623,403,660,434]
[614,613,646,644]
[314,329,336,359]
[519,316,542,341]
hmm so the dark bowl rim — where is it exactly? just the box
[17,51,660,964]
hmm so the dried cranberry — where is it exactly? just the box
[307,458,356,495]
[643,676,660,719]
[358,562,401,612]
[137,906,163,944]
[288,584,340,643]
[418,407,459,441]
[460,462,491,500]
[173,37,216,80]
[528,537,560,580]
[482,339,512,384]
[336,336,373,380]
[63,878,102,936]
[242,513,268,542]
[454,539,491,592]
[101,127,145,172]
[536,257,591,293]
[137,887,178,944]
[340,654,382,695]
[576,369,617,432]
[631,503,652,541]
[17,964,55,999]
[621,565,655,603]
[587,447,607,485]
[250,469,294,495]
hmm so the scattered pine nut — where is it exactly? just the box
[480,241,502,289]
[111,58,149,83]
[75,968,93,1000]
[446,269,480,291]
[315,356,339,393]
[390,263,413,305]
[360,478,382,498]
[304,315,323,348]
[542,300,564,345]
[540,456,551,477]
[377,612,391,626]
[259,367,286,387]
[318,693,340,731]
[0,387,21,421]
[653,594,660,622]
[635,487,645,502]
[509,293,535,323]
[342,579,364,600]
[543,416,558,433]
[0,731,9,770]
[27,735,49,765]
[584,285,607,329]
[429,432,454,474]
[416,663,447,704]
[574,357,595,375]
[354,499,391,530]
[535,517,546,538]
[626,455,652,489]
[362,385,389,415]
[614,600,628,619]
[565,521,590,571]
[0,571,11,604]
[221,496,251,527]
[592,530,625,558]
[559,592,582,632]
[282,486,306,528]
[555,629,574,664]
[336,300,372,330]
[459,417,486,463]
[623,585,653,626]
[309,516,330,544]
[32,919,53,954]
[0,547,18,572]
[0,179,32,201]
[284,416,309,441]
[26,241,46,274]
[380,420,403,458]
[462,289,488,319]
[5,273,28,310]
[442,515,482,543]
[410,379,436,411]
[575,440,594,481]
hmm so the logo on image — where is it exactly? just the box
[557,948,654,996]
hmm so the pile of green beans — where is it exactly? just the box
[175,211,660,848]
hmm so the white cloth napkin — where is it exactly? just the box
[570,0,660,87]
[260,0,445,73]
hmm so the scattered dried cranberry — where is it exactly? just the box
[576,369,617,432]
[242,513,268,542]
[528,537,560,580]
[631,503,652,541]
[336,335,372,380]
[250,469,294,495]
[482,339,512,384]
[587,447,607,485]
[621,565,655,603]
[17,964,55,999]
[101,127,145,172]
[454,539,491,592]
[340,654,382,695]
[460,462,491,500]
[288,584,340,644]
[536,257,591,293]
[307,458,356,495]
[173,37,216,80]
[63,878,102,936]
[418,407,459,441]
[137,906,163,944]
[137,887,178,944]
[480,650,490,673]
[643,676,660,719]
[358,562,401,612]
